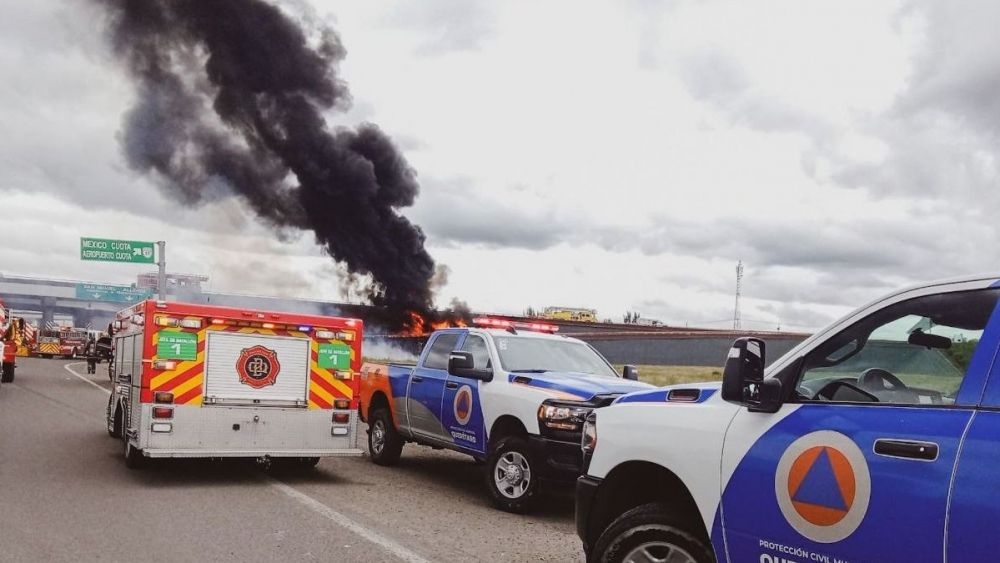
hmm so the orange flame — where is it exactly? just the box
[399,310,468,337]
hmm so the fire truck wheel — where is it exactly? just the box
[368,408,403,466]
[108,400,123,438]
[484,436,539,514]
[1,363,13,383]
[123,438,145,469]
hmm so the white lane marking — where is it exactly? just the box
[268,478,430,563]
[65,361,424,562]
[64,362,111,395]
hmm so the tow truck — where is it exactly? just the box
[359,317,653,512]
[577,274,1000,562]
[106,300,364,468]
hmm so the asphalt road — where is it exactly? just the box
[0,357,581,562]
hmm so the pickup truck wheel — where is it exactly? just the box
[485,436,539,513]
[591,503,714,563]
[368,408,402,466]
[1,363,14,383]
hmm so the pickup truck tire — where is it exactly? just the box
[485,436,539,513]
[368,408,403,466]
[1,363,14,383]
[590,503,714,563]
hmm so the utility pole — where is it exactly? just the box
[157,241,167,301]
[733,260,743,330]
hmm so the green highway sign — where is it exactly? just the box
[80,237,156,264]
[75,283,152,303]
[157,331,198,361]
[317,342,352,370]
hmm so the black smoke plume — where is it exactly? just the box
[96,0,438,329]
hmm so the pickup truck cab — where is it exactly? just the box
[577,275,1000,562]
[360,318,653,512]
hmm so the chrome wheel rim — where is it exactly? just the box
[494,451,531,499]
[371,419,386,455]
[622,541,696,563]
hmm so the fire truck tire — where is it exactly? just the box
[108,400,122,438]
[123,438,145,469]
[368,408,403,466]
[484,435,539,514]
[1,363,13,383]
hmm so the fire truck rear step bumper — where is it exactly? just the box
[141,448,365,458]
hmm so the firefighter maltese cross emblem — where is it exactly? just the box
[236,345,281,389]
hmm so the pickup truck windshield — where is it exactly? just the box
[492,336,618,378]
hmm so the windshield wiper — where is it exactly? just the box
[509,369,551,373]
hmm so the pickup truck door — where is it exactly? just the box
[440,333,490,455]
[945,311,1000,561]
[721,286,1000,563]
[406,332,459,441]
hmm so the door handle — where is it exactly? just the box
[874,439,939,461]
[411,376,424,383]
[445,382,459,390]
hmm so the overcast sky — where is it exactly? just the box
[1,0,996,331]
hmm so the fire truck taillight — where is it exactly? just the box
[154,391,174,404]
[153,360,177,370]
[334,399,350,410]
[152,407,173,419]
[315,330,335,339]
[334,371,352,380]
[332,412,350,424]
[179,318,203,329]
[337,331,355,341]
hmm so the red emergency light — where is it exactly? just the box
[472,317,559,333]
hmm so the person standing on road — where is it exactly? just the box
[85,337,97,374]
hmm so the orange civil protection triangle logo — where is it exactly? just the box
[454,385,473,425]
[236,345,281,389]
[774,430,871,544]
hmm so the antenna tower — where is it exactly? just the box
[733,260,744,330]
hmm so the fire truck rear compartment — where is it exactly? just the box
[203,332,310,406]
[139,404,362,457]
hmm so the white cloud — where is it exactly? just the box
[0,0,996,332]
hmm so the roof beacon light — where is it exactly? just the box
[472,317,559,333]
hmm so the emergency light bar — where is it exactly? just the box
[472,317,559,333]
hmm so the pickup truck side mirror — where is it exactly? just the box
[448,351,493,382]
[721,337,782,413]
[622,365,639,381]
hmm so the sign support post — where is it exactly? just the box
[157,241,166,301]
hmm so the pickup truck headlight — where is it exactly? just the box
[582,413,597,452]
[538,402,591,432]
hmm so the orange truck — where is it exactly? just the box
[1,306,16,383]
[106,300,364,468]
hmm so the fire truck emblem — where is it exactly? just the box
[236,345,281,388]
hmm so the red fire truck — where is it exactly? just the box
[35,326,87,359]
[106,300,364,468]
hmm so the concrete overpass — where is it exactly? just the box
[1,273,811,366]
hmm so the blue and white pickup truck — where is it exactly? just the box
[359,318,653,512]
[576,274,1000,563]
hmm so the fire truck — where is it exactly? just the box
[35,326,87,359]
[1,305,16,383]
[106,300,364,468]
